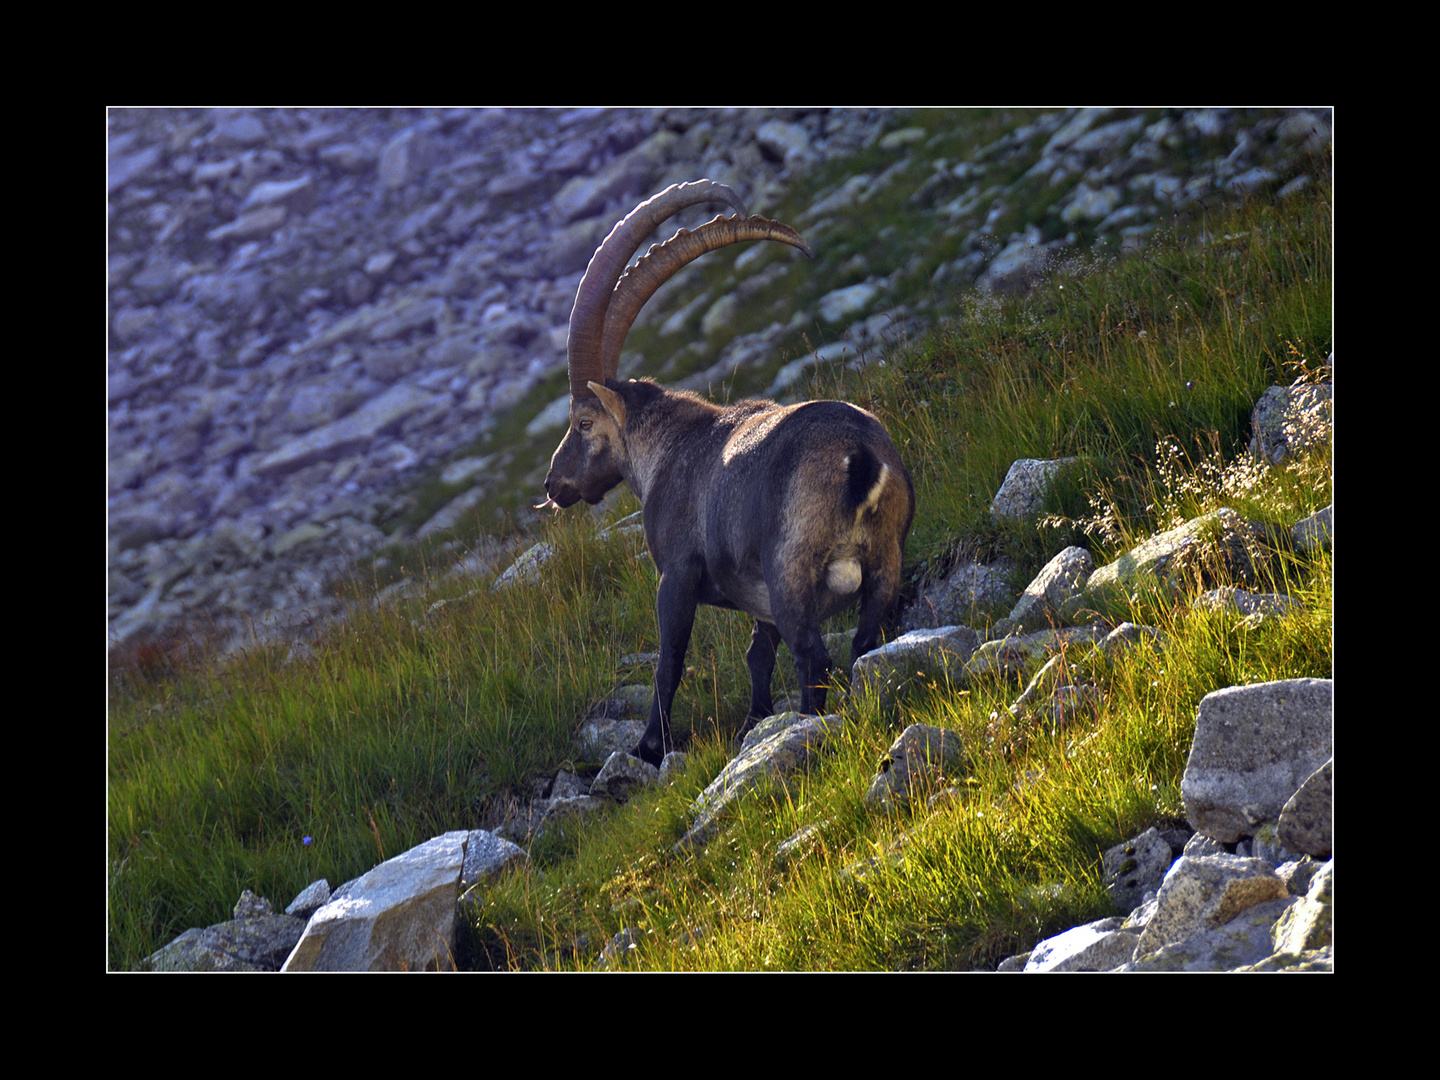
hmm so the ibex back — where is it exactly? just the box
[541,181,914,766]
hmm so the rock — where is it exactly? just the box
[1271,859,1332,953]
[1008,546,1094,627]
[965,624,1107,681]
[851,625,979,704]
[1278,757,1333,859]
[1102,827,1175,912]
[1292,504,1333,554]
[1192,587,1299,619]
[864,724,965,809]
[460,830,529,891]
[1249,383,1333,463]
[991,458,1078,524]
[900,559,1015,630]
[239,174,316,214]
[1087,508,1270,600]
[1121,895,1297,971]
[282,831,469,972]
[286,879,332,919]
[756,120,816,169]
[1024,918,1140,972]
[818,283,880,323]
[676,712,842,851]
[145,892,306,972]
[1133,854,1289,959]
[1181,678,1333,843]
[252,384,439,477]
[206,205,287,243]
[978,231,1050,295]
[590,751,660,802]
[491,541,556,589]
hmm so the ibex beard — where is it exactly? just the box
[543,181,914,767]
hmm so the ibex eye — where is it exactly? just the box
[579,419,593,431]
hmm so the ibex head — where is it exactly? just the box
[541,180,812,509]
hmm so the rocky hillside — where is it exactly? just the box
[106,107,1330,654]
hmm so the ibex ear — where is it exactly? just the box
[587,381,627,427]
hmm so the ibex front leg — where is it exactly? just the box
[633,564,700,767]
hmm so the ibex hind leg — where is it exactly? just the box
[851,547,902,668]
[737,620,783,742]
[771,607,832,717]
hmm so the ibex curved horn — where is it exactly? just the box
[566,180,747,401]
[600,214,813,377]
[566,179,811,398]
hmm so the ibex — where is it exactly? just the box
[541,180,914,767]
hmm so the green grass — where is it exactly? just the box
[109,129,1331,970]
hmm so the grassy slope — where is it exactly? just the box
[108,115,1332,970]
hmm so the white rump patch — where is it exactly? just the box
[826,558,862,594]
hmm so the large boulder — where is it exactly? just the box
[1182,679,1333,843]
[282,831,470,972]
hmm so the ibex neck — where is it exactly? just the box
[622,390,727,506]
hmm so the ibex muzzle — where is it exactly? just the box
[544,181,914,766]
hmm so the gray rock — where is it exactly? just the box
[233,889,273,918]
[1278,757,1333,859]
[756,120,816,169]
[992,458,1078,524]
[590,751,660,802]
[1024,918,1140,972]
[1121,895,1297,971]
[774,821,827,865]
[597,926,645,968]
[1292,504,1333,554]
[286,879,332,919]
[460,829,529,890]
[239,174,316,214]
[1062,183,1123,223]
[1272,858,1332,954]
[206,205,288,243]
[864,724,966,809]
[550,770,591,800]
[1008,546,1094,627]
[900,559,1015,630]
[109,144,163,192]
[1192,586,1300,619]
[211,113,268,148]
[1087,508,1269,600]
[1097,622,1163,653]
[965,624,1107,682]
[851,625,979,704]
[677,713,842,851]
[1182,832,1226,859]
[252,384,439,478]
[576,715,648,761]
[491,541,556,589]
[1103,827,1175,912]
[1249,383,1332,464]
[538,795,610,834]
[1182,678,1333,843]
[978,231,1050,295]
[818,283,880,323]
[1134,855,1289,959]
[282,831,469,972]
[146,908,306,972]
[658,752,688,783]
